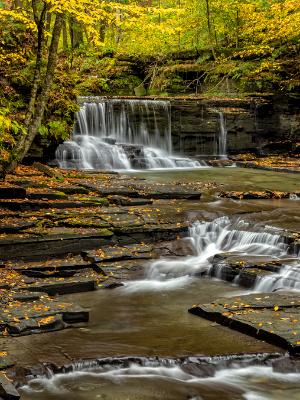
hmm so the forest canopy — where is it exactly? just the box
[0,0,299,172]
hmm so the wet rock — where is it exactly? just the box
[53,186,90,195]
[100,213,144,229]
[219,190,290,200]
[80,182,140,198]
[22,278,97,296]
[12,292,46,302]
[33,162,64,180]
[0,200,111,212]
[10,257,92,273]
[0,299,89,337]
[206,159,234,167]
[209,254,286,288]
[82,244,153,263]
[139,185,202,200]
[102,137,117,145]
[0,230,114,260]
[155,238,196,257]
[0,220,37,234]
[7,315,66,336]
[189,293,300,354]
[101,278,124,289]
[0,372,20,399]
[0,186,26,200]
[107,195,152,206]
[61,217,110,229]
[0,354,15,371]
[27,192,68,200]
[20,269,78,278]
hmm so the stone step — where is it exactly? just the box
[20,278,98,296]
[189,293,300,354]
[0,200,108,211]
[0,224,187,260]
[0,186,26,200]
[0,299,89,337]
[82,244,153,263]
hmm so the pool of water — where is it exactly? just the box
[130,167,300,193]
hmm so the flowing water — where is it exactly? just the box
[20,354,300,400]
[18,169,300,399]
[123,216,299,294]
[55,98,205,170]
[218,111,227,159]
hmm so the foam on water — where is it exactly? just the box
[21,362,300,400]
[55,98,204,170]
[122,216,300,293]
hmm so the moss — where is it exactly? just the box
[77,197,109,207]
[97,228,114,237]
[53,191,68,198]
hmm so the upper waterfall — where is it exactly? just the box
[55,98,203,170]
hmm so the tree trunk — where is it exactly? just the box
[205,0,216,60]
[62,18,69,51]
[3,12,63,175]
[70,16,83,49]
[25,0,48,126]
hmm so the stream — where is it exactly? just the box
[16,169,300,400]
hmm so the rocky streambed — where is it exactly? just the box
[0,163,300,399]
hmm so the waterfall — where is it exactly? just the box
[218,112,227,159]
[123,216,300,293]
[56,98,203,170]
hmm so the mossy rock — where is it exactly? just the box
[76,197,109,207]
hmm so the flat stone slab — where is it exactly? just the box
[0,185,26,200]
[80,182,202,200]
[0,298,89,336]
[189,293,300,354]
[0,218,37,234]
[80,183,140,198]
[108,195,153,206]
[0,200,111,211]
[219,190,291,199]
[21,278,98,296]
[82,244,154,263]
[0,353,15,370]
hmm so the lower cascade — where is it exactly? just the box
[20,354,300,400]
[124,216,300,293]
[55,98,204,170]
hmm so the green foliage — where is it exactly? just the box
[0,108,26,162]
[38,120,70,141]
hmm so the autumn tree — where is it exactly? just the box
[1,0,109,177]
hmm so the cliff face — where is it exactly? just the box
[26,95,300,163]
[170,96,300,157]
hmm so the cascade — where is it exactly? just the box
[124,216,300,293]
[21,354,300,399]
[217,112,227,158]
[55,98,203,170]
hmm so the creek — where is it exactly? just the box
[15,168,300,400]
[18,98,300,399]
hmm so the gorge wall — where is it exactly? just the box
[169,96,300,157]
